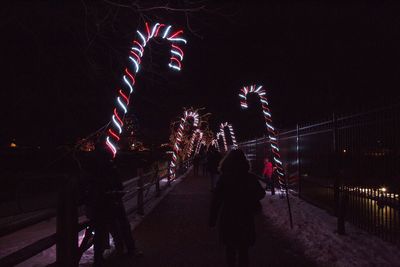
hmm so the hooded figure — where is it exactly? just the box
[209,149,265,267]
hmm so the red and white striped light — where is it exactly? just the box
[216,131,225,152]
[105,22,187,158]
[211,138,219,151]
[219,122,238,150]
[187,129,203,158]
[239,85,285,184]
[169,110,199,179]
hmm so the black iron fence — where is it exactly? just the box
[239,104,400,244]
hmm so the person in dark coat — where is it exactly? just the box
[83,146,116,266]
[209,149,265,267]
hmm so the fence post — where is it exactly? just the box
[137,168,144,215]
[333,113,339,215]
[56,175,78,267]
[337,186,348,235]
[296,123,301,196]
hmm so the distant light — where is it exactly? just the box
[343,149,347,153]
[380,187,387,192]
[10,142,17,148]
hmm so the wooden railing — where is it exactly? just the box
[0,160,192,266]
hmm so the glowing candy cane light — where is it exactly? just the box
[187,129,203,158]
[219,122,238,150]
[216,131,225,152]
[195,134,205,155]
[105,22,187,158]
[170,110,199,179]
[212,138,219,151]
[239,85,285,186]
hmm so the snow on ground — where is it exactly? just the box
[261,192,400,267]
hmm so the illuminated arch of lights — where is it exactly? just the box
[105,22,187,158]
[187,129,203,158]
[239,85,285,186]
[219,122,238,150]
[169,110,199,179]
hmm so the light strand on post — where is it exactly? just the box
[169,110,199,179]
[105,22,187,158]
[216,132,225,152]
[195,132,204,155]
[187,129,203,158]
[219,122,238,150]
[239,85,285,187]
[212,138,219,151]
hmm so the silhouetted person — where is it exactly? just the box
[107,168,137,256]
[209,149,265,267]
[207,147,222,191]
[84,146,116,266]
[84,143,140,266]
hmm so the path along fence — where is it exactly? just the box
[0,160,192,267]
[238,104,400,244]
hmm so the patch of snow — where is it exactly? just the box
[261,192,400,267]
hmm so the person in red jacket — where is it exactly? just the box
[262,158,275,195]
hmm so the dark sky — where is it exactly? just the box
[2,2,400,146]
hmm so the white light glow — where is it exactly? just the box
[171,50,183,61]
[168,63,181,71]
[129,56,140,73]
[274,157,283,165]
[150,23,160,38]
[131,47,143,57]
[266,123,275,131]
[106,137,117,155]
[117,97,128,114]
[167,37,187,44]
[162,25,172,39]
[123,75,133,93]
[112,115,122,134]
[136,30,147,46]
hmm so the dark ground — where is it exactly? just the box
[106,170,316,267]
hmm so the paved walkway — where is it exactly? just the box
[106,171,316,267]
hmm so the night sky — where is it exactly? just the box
[2,2,400,147]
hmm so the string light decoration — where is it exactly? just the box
[211,138,219,151]
[195,133,204,155]
[239,85,285,185]
[169,110,199,179]
[219,122,238,150]
[187,129,203,158]
[105,22,187,157]
[216,131,225,152]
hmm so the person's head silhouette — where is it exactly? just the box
[219,149,250,174]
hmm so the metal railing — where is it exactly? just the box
[238,104,400,244]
